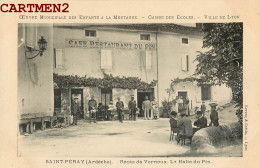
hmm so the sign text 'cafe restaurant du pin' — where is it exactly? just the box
[65,39,156,50]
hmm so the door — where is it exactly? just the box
[101,88,112,117]
[101,88,112,106]
[71,89,84,119]
[137,88,154,117]
[54,89,61,115]
[178,91,189,115]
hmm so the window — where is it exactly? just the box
[182,38,189,44]
[85,30,96,37]
[140,51,152,70]
[54,49,63,69]
[101,50,112,69]
[181,55,189,71]
[140,34,150,41]
[201,85,211,100]
[54,89,61,108]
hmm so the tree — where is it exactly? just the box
[195,23,243,123]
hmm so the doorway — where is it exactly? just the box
[71,89,84,119]
[178,91,189,115]
[137,88,154,117]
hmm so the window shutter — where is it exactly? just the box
[106,50,112,69]
[201,85,211,100]
[140,51,146,69]
[181,55,186,71]
[101,50,112,69]
[145,51,152,70]
[55,49,63,69]
[101,50,107,69]
[186,55,189,71]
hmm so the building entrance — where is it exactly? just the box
[137,88,154,117]
[71,89,84,119]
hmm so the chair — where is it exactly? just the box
[177,125,193,145]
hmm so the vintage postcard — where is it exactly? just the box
[0,0,259,168]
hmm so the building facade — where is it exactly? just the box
[18,23,233,124]
[53,25,159,119]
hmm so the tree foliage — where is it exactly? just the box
[195,23,243,122]
[53,73,157,90]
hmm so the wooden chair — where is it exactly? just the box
[180,134,192,145]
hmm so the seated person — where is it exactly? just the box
[169,111,179,141]
[194,111,207,129]
[193,111,207,133]
[176,113,193,144]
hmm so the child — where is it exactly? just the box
[169,111,179,141]
[107,101,114,120]
[151,98,159,119]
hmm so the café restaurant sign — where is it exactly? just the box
[65,39,156,50]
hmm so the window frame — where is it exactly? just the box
[84,30,97,37]
[140,34,151,41]
[201,85,212,101]
[181,37,189,45]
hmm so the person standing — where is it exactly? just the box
[177,96,184,113]
[88,95,97,123]
[72,97,80,125]
[201,101,206,117]
[209,103,219,127]
[151,97,159,119]
[183,97,190,116]
[142,96,151,120]
[128,95,137,121]
[107,101,114,120]
[116,97,124,123]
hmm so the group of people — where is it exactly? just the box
[115,95,159,123]
[71,94,160,124]
[169,102,219,144]
[142,96,159,120]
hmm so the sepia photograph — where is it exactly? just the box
[17,23,243,158]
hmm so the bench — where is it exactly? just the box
[19,114,57,134]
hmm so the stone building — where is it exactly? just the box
[18,23,233,127]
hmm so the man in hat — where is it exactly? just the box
[194,111,207,131]
[72,97,80,125]
[116,97,124,123]
[88,95,97,123]
[142,96,151,120]
[169,111,179,141]
[128,95,137,121]
[201,101,206,117]
[209,103,219,126]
